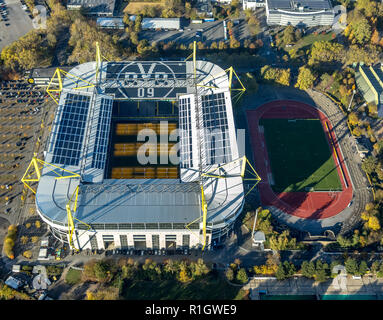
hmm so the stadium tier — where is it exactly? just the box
[34,60,245,251]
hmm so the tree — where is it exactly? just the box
[93,261,110,282]
[31,236,39,243]
[0,30,50,71]
[345,258,359,275]
[178,262,191,283]
[35,220,41,228]
[348,112,359,126]
[23,250,32,259]
[308,41,344,66]
[349,16,372,45]
[336,235,352,248]
[275,263,286,280]
[20,236,28,245]
[356,0,378,17]
[295,67,315,90]
[367,216,381,231]
[225,268,234,281]
[68,19,122,64]
[301,261,315,278]
[359,261,368,275]
[352,127,362,137]
[362,156,378,175]
[236,268,248,284]
[371,29,380,45]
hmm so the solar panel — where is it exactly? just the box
[179,96,193,168]
[91,97,113,169]
[52,93,90,166]
[201,92,232,165]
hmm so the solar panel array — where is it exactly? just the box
[201,92,232,165]
[179,97,193,168]
[52,93,90,166]
[91,97,113,169]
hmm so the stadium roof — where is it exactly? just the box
[36,60,244,229]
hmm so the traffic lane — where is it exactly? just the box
[0,0,33,51]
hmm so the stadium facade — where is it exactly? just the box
[265,0,334,27]
[30,58,252,251]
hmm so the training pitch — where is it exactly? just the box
[260,118,342,193]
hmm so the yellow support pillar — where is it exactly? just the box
[201,185,208,251]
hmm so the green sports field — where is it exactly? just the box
[259,118,342,193]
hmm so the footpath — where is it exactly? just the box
[243,275,383,299]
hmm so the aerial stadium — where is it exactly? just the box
[22,43,261,251]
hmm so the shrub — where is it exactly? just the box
[20,236,28,245]
[30,236,39,243]
[35,220,41,229]
[225,268,234,281]
[236,268,248,284]
[23,250,32,259]
[4,224,17,259]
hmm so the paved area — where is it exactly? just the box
[0,0,33,52]
[140,19,250,46]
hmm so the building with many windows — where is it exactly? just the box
[265,0,334,27]
[355,63,383,117]
[31,59,250,252]
[66,0,116,16]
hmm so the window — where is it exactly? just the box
[120,235,128,248]
[152,235,160,249]
[182,234,190,248]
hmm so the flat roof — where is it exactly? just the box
[267,0,332,11]
[142,18,181,29]
[67,0,116,14]
[36,60,244,227]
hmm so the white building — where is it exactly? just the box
[66,0,116,16]
[242,0,266,10]
[97,17,124,29]
[265,0,334,27]
[141,18,181,30]
[33,59,246,252]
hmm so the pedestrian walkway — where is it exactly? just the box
[243,275,383,299]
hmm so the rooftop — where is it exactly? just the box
[266,0,332,12]
[36,60,244,228]
[67,0,116,15]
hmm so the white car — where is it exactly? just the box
[21,4,27,10]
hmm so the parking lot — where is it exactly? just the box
[140,19,251,46]
[0,80,50,225]
[0,0,33,51]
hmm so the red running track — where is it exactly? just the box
[247,100,353,219]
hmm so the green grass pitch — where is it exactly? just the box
[259,118,342,193]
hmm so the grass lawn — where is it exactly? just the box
[286,32,336,53]
[65,268,82,285]
[123,1,164,14]
[260,118,342,193]
[121,274,246,300]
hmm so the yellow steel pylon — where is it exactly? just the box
[21,156,90,251]
[186,156,261,250]
[46,68,95,104]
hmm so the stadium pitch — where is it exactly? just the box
[260,118,342,193]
